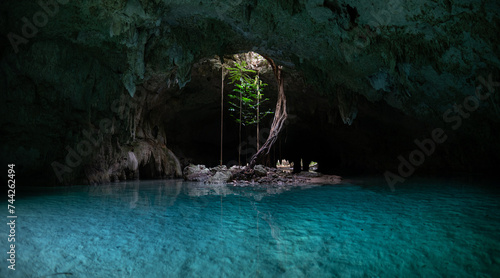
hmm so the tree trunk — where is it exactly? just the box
[248,57,287,169]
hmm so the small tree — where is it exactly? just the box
[227,62,273,165]
[252,75,273,150]
[227,61,255,165]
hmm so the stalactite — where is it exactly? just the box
[337,86,358,125]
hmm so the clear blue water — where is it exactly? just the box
[2,178,499,277]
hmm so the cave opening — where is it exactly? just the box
[165,50,368,175]
[165,51,284,169]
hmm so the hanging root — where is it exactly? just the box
[248,57,287,169]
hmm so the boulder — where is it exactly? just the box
[183,164,211,182]
[298,171,322,177]
[254,165,267,177]
[229,165,244,174]
[206,170,232,184]
[210,165,228,173]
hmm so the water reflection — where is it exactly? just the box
[86,179,324,209]
[10,178,499,277]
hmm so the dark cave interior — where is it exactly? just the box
[0,0,499,185]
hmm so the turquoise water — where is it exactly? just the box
[2,178,499,277]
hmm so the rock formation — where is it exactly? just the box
[0,0,498,184]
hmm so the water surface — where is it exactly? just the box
[2,178,499,277]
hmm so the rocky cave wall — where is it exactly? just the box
[0,0,499,184]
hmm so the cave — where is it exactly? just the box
[1,1,499,185]
[1,0,499,277]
